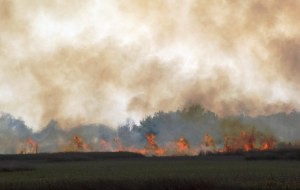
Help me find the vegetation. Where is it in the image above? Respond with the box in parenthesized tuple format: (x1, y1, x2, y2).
(1, 105, 300, 154)
(0, 153, 300, 190)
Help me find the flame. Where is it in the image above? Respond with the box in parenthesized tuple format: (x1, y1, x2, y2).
(64, 135, 90, 152)
(223, 136, 238, 152)
(176, 137, 189, 153)
(73, 135, 90, 151)
(99, 139, 113, 151)
(241, 131, 255, 152)
(261, 137, 275, 151)
(223, 131, 256, 152)
(127, 147, 147, 155)
(17, 130, 278, 156)
(19, 137, 39, 154)
(204, 134, 215, 147)
(145, 134, 157, 148)
(27, 138, 39, 154)
(144, 133, 165, 156)
(243, 144, 252, 152)
(199, 134, 216, 154)
(261, 143, 270, 150)
(222, 130, 279, 153)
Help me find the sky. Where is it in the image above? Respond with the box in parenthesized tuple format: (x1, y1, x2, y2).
(0, 0, 300, 131)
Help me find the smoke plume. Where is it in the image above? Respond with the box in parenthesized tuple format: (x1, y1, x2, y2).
(0, 0, 300, 130)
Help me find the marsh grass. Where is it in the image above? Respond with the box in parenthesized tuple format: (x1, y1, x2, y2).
(0, 153, 299, 190)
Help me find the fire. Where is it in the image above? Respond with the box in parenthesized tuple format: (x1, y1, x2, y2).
(16, 129, 278, 156)
(222, 130, 278, 153)
(199, 134, 216, 154)
(223, 131, 256, 152)
(144, 133, 165, 156)
(73, 135, 90, 151)
(243, 144, 252, 152)
(262, 143, 270, 150)
(223, 136, 238, 152)
(261, 137, 275, 150)
(99, 139, 113, 151)
(241, 131, 255, 152)
(64, 135, 90, 152)
(176, 137, 189, 153)
(127, 147, 147, 155)
(146, 134, 157, 148)
(204, 134, 215, 147)
(19, 137, 39, 154)
(27, 138, 38, 154)
(113, 137, 124, 151)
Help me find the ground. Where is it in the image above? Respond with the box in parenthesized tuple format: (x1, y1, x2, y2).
(0, 152, 300, 190)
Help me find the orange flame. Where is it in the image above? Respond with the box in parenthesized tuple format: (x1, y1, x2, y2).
(176, 137, 189, 153)
(146, 134, 157, 148)
(144, 133, 165, 156)
(19, 137, 38, 154)
(74, 136, 89, 150)
(261, 137, 275, 150)
(261, 143, 270, 150)
(241, 131, 255, 152)
(16, 128, 279, 156)
(26, 137, 38, 154)
(223, 131, 257, 152)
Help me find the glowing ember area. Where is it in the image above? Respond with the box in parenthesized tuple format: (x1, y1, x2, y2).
(176, 137, 189, 152)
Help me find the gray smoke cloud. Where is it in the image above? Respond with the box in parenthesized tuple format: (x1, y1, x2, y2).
(0, 0, 300, 131)
(1, 107, 299, 154)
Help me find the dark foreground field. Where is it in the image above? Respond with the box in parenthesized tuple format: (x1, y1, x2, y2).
(0, 152, 300, 190)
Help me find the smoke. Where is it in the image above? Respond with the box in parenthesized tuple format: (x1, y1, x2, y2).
(1, 107, 299, 154)
(0, 113, 32, 153)
(0, 0, 300, 130)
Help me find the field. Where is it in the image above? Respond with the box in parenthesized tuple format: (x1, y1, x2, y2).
(0, 152, 300, 190)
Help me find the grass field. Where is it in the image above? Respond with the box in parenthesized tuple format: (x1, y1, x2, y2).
(0, 153, 300, 190)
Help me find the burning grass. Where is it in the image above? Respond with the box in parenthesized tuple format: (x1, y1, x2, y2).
(12, 131, 298, 158)
(3, 106, 300, 158)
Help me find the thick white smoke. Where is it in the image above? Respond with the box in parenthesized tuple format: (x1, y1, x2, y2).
(0, 0, 299, 130)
